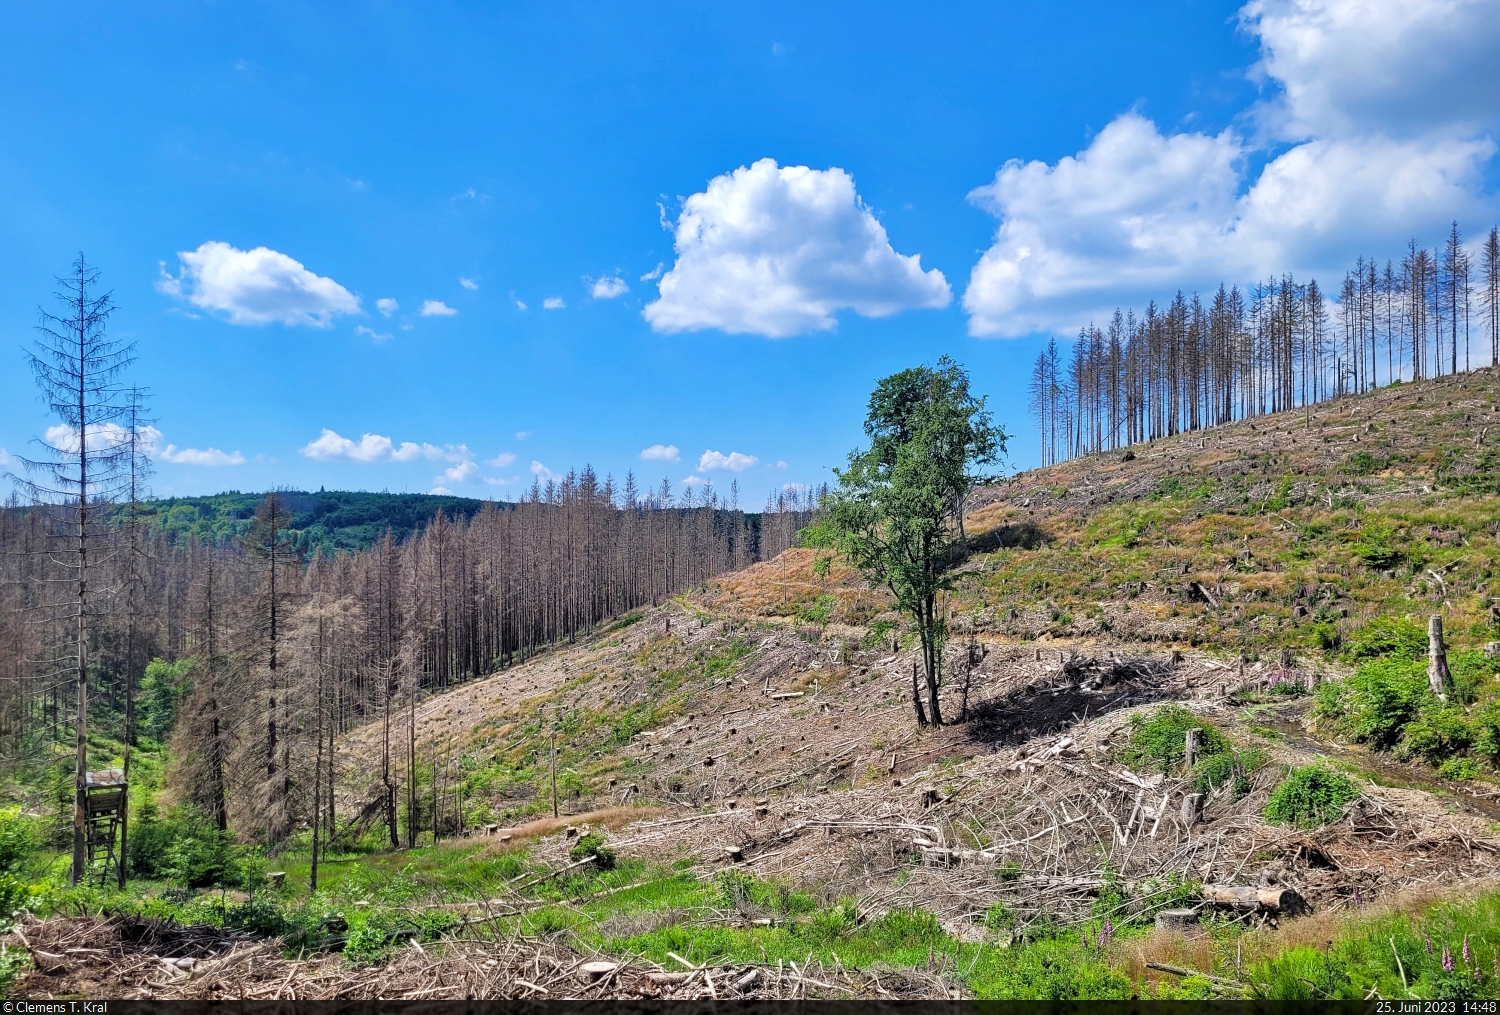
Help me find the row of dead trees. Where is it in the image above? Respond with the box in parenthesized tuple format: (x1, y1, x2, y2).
(1030, 224, 1500, 464)
(0, 255, 822, 875)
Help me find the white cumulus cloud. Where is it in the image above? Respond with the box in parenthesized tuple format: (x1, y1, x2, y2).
(485, 452, 517, 467)
(543, 297, 566, 310)
(640, 444, 681, 462)
(45, 424, 162, 455)
(376, 297, 399, 317)
(441, 459, 479, 483)
(420, 300, 458, 317)
(962, 0, 1500, 338)
(590, 275, 628, 299)
(157, 241, 359, 327)
(429, 486, 453, 495)
(640, 263, 665, 281)
(300, 429, 471, 465)
(460, 277, 479, 290)
(356, 325, 392, 343)
(159, 445, 247, 466)
(530, 460, 557, 481)
(699, 449, 758, 472)
(643, 158, 951, 338)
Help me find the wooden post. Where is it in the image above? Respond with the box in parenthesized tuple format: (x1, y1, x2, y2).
(1184, 728, 1202, 773)
(1427, 615, 1451, 701)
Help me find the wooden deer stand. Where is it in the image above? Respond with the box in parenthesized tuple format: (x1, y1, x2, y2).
(84, 769, 128, 885)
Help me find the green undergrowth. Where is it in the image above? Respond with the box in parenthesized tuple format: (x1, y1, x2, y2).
(1239, 888, 1500, 1000)
(11, 800, 1500, 1000)
(1315, 621, 1500, 777)
(1121, 704, 1268, 799)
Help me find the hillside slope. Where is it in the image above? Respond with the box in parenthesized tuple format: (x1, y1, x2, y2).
(19, 369, 1500, 1000)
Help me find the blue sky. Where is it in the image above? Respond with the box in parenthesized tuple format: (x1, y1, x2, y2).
(2, 1, 1497, 502)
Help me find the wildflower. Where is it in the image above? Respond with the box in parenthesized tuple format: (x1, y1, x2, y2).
(1101, 916, 1114, 945)
(1081, 928, 1091, 948)
(1442, 946, 1453, 973)
(1425, 933, 1434, 955)
(1462, 936, 1471, 967)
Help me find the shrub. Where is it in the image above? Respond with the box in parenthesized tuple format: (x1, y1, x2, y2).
(1190, 746, 1266, 798)
(1437, 757, 1481, 782)
(163, 828, 264, 890)
(1335, 657, 1432, 749)
(0, 808, 38, 929)
(1264, 766, 1360, 828)
(1345, 616, 1426, 660)
(1400, 705, 1474, 764)
(568, 831, 616, 871)
(1122, 704, 1229, 774)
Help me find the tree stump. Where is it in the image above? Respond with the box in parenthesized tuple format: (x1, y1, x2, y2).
(1155, 909, 1200, 933)
(1184, 728, 1202, 772)
(1428, 615, 1452, 700)
(1181, 792, 1203, 826)
(578, 961, 619, 983)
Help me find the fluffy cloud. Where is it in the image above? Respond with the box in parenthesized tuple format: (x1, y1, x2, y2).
(0, 448, 12, 467)
(376, 297, 399, 317)
(699, 449, 758, 472)
(962, 0, 1500, 338)
(429, 486, 453, 495)
(420, 300, 458, 316)
(530, 460, 557, 481)
(486, 452, 517, 467)
(640, 444, 680, 462)
(356, 324, 392, 343)
(543, 297, 566, 310)
(643, 159, 951, 338)
(590, 275, 628, 299)
(640, 263, 664, 281)
(45, 423, 161, 455)
(159, 445, 247, 466)
(157, 242, 359, 327)
(515, 299, 528, 311)
(460, 277, 479, 290)
(300, 429, 470, 465)
(1243, 0, 1500, 140)
(40, 425, 246, 467)
(441, 459, 479, 483)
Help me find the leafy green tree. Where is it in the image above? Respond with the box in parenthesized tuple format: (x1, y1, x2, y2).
(827, 356, 1003, 725)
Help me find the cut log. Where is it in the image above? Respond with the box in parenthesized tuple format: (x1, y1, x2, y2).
(1202, 884, 1307, 914)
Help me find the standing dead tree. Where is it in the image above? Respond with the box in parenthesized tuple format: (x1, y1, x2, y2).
(15, 256, 138, 884)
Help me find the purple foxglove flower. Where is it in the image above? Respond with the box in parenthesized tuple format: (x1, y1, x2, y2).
(1442, 946, 1453, 973)
(1462, 936, 1471, 967)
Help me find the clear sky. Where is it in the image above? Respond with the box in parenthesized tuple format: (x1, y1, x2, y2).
(2, 1, 1497, 502)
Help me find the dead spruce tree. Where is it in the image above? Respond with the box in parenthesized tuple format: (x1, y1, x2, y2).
(16, 255, 139, 883)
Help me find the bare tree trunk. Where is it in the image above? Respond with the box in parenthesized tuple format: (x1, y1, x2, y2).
(1427, 614, 1451, 701)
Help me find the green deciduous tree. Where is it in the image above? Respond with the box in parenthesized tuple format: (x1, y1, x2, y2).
(827, 356, 1003, 726)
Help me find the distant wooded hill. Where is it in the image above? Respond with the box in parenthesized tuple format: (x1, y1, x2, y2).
(117, 490, 497, 553)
